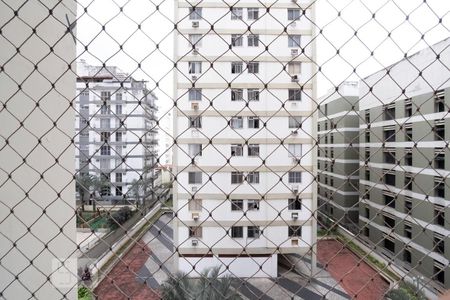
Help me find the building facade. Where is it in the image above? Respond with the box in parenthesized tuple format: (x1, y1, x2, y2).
(359, 38, 450, 290)
(173, 1, 317, 277)
(75, 60, 158, 203)
(317, 82, 360, 231)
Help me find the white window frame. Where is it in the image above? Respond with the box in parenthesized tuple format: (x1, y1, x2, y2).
(247, 61, 259, 74)
(231, 62, 243, 74)
(189, 7, 202, 20)
(288, 35, 301, 47)
(231, 172, 244, 184)
(288, 116, 302, 128)
(288, 62, 301, 75)
(189, 34, 202, 47)
(188, 116, 202, 128)
(247, 226, 261, 238)
(188, 144, 202, 157)
(188, 61, 202, 74)
(188, 171, 202, 184)
(231, 89, 244, 101)
(287, 9, 301, 20)
(247, 172, 260, 184)
(288, 89, 301, 101)
(248, 116, 260, 129)
(188, 88, 202, 101)
(231, 7, 243, 20)
(248, 89, 260, 101)
(231, 144, 244, 156)
(288, 144, 302, 158)
(247, 8, 259, 20)
(247, 200, 260, 210)
(231, 34, 243, 47)
(288, 171, 302, 183)
(230, 116, 243, 129)
(231, 199, 244, 211)
(247, 34, 259, 47)
(248, 144, 260, 157)
(188, 198, 202, 211)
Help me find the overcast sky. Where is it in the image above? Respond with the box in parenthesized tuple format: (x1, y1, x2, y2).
(75, 0, 450, 123)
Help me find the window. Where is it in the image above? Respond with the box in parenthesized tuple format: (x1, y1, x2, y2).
(116, 132, 123, 142)
(100, 104, 110, 114)
(405, 99, 412, 117)
(384, 192, 395, 208)
(230, 116, 243, 129)
(434, 90, 445, 113)
(288, 116, 302, 128)
(189, 226, 202, 238)
(288, 171, 301, 183)
(405, 173, 413, 190)
(364, 227, 370, 237)
(248, 144, 260, 156)
(435, 149, 445, 169)
(434, 204, 445, 226)
(404, 197, 412, 214)
(189, 7, 202, 19)
(231, 34, 243, 47)
(405, 124, 412, 141)
(288, 144, 302, 158)
(247, 200, 260, 210)
(188, 88, 202, 101)
(115, 186, 122, 196)
(383, 214, 395, 228)
(288, 35, 301, 47)
(231, 144, 243, 156)
(248, 89, 260, 101)
(383, 238, 395, 253)
(383, 148, 396, 164)
(231, 226, 244, 238)
(365, 168, 370, 181)
(288, 62, 301, 75)
(100, 145, 111, 155)
(101, 132, 111, 142)
(231, 199, 244, 211)
(189, 198, 202, 211)
(248, 226, 261, 238)
(434, 261, 445, 284)
(188, 62, 202, 74)
(188, 116, 202, 128)
(247, 62, 259, 74)
(231, 172, 244, 184)
(231, 89, 244, 101)
(231, 62, 243, 74)
(116, 104, 122, 115)
(384, 126, 396, 142)
(100, 158, 110, 170)
(231, 7, 243, 20)
(288, 198, 302, 210)
(287, 8, 301, 20)
(288, 89, 301, 101)
(188, 144, 202, 157)
(189, 34, 202, 47)
(404, 222, 412, 239)
(101, 91, 111, 102)
(435, 177, 445, 198)
(364, 207, 370, 218)
(435, 121, 445, 141)
(288, 226, 302, 237)
(247, 34, 259, 47)
(384, 169, 395, 186)
(247, 172, 260, 184)
(247, 8, 259, 20)
(100, 119, 110, 129)
(365, 130, 370, 143)
(248, 116, 260, 128)
(188, 172, 202, 184)
(434, 233, 445, 254)
(405, 149, 412, 166)
(383, 103, 395, 120)
(403, 248, 412, 264)
(365, 147, 370, 161)
(365, 109, 370, 123)
(116, 93, 122, 101)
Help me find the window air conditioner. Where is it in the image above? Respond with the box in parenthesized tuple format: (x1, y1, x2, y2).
(192, 21, 199, 28)
(191, 102, 199, 110)
(291, 238, 299, 246)
(191, 75, 198, 81)
(291, 212, 298, 219)
(291, 49, 299, 56)
(193, 48, 199, 55)
(192, 186, 198, 192)
(291, 185, 299, 194)
(292, 157, 301, 164)
(291, 130, 298, 135)
(191, 239, 198, 246)
(291, 75, 299, 82)
(192, 212, 199, 220)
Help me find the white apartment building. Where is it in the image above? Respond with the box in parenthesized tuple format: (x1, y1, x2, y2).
(173, 1, 316, 277)
(75, 60, 158, 202)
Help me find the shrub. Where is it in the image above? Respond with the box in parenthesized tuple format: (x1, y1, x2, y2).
(78, 286, 92, 300)
(107, 206, 133, 229)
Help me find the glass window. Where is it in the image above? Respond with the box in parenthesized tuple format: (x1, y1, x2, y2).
(231, 199, 243, 211)
(288, 116, 302, 128)
(231, 34, 243, 46)
(248, 116, 260, 128)
(188, 144, 202, 157)
(189, 226, 202, 238)
(100, 104, 110, 114)
(100, 145, 111, 155)
(100, 132, 110, 142)
(288, 62, 301, 74)
(248, 34, 259, 47)
(189, 198, 202, 211)
(288, 144, 302, 157)
(231, 144, 243, 156)
(189, 7, 202, 19)
(434, 90, 445, 113)
(189, 34, 202, 46)
(247, 200, 260, 210)
(231, 226, 243, 238)
(247, 226, 260, 238)
(188, 62, 202, 74)
(248, 89, 260, 101)
(230, 116, 243, 129)
(188, 88, 202, 101)
(288, 171, 302, 183)
(188, 116, 202, 128)
(115, 132, 122, 142)
(231, 7, 243, 20)
(288, 198, 302, 210)
(101, 91, 111, 101)
(231, 172, 244, 184)
(288, 89, 301, 101)
(231, 62, 243, 74)
(288, 226, 302, 237)
(116, 104, 122, 115)
(247, 62, 259, 74)
(188, 172, 202, 184)
(247, 8, 259, 20)
(247, 172, 260, 184)
(287, 9, 301, 20)
(288, 35, 301, 47)
(231, 89, 244, 101)
(248, 144, 260, 156)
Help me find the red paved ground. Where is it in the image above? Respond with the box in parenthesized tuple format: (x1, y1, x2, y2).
(317, 239, 390, 300)
(94, 240, 160, 300)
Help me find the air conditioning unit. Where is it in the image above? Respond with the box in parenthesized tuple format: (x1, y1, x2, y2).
(191, 75, 198, 81)
(291, 49, 299, 56)
(291, 75, 299, 82)
(192, 21, 199, 28)
(191, 239, 198, 246)
(292, 157, 301, 164)
(291, 185, 299, 194)
(290, 21, 297, 27)
(191, 102, 199, 110)
(192, 186, 198, 192)
(193, 48, 199, 55)
(192, 212, 199, 220)
(291, 130, 298, 135)
(291, 238, 299, 246)
(291, 212, 298, 219)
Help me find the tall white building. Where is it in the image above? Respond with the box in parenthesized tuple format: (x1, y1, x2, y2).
(173, 1, 317, 277)
(75, 60, 158, 202)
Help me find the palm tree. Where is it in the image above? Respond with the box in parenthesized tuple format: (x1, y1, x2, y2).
(161, 267, 241, 300)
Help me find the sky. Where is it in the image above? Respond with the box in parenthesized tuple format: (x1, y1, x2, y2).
(74, 0, 450, 147)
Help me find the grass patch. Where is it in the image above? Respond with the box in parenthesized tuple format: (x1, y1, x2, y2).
(78, 286, 93, 300)
(89, 216, 109, 230)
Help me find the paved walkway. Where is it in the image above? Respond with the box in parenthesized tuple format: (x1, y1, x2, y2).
(317, 239, 390, 300)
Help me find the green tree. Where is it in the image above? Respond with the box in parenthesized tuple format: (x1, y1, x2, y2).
(75, 174, 95, 211)
(161, 267, 241, 300)
(91, 175, 110, 212)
